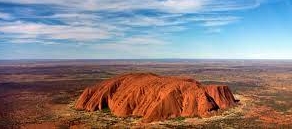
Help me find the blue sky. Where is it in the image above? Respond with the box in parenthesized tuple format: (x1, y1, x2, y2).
(0, 0, 291, 59)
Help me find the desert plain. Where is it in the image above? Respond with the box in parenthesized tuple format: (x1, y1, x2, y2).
(0, 59, 292, 128)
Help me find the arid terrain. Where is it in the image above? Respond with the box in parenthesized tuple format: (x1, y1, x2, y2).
(0, 59, 292, 128)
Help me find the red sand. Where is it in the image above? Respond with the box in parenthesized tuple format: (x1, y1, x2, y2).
(75, 73, 237, 122)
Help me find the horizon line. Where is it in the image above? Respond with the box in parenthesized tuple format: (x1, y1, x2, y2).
(1, 58, 292, 60)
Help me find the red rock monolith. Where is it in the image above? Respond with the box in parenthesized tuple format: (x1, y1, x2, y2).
(75, 73, 238, 122)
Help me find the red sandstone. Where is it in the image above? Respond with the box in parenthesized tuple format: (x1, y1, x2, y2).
(75, 73, 238, 122)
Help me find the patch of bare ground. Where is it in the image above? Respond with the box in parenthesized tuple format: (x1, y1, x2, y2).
(18, 92, 241, 128)
(2, 60, 292, 128)
(244, 88, 292, 126)
(33, 94, 248, 128)
(44, 100, 140, 128)
(0, 91, 53, 127)
(245, 105, 292, 125)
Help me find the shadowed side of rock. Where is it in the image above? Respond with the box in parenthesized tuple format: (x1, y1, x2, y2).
(204, 85, 237, 109)
(75, 73, 238, 122)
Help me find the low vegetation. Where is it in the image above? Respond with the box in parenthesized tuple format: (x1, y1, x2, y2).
(0, 60, 291, 128)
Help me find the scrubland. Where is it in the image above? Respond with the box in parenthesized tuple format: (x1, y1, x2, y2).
(0, 59, 291, 128)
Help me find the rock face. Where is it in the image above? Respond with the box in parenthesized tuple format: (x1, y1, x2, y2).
(75, 73, 237, 122)
(204, 85, 237, 109)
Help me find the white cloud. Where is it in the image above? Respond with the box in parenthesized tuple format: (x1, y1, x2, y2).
(0, 12, 13, 20)
(0, 0, 270, 46)
(0, 0, 205, 12)
(8, 38, 60, 45)
(201, 0, 261, 12)
(93, 35, 168, 52)
(93, 36, 169, 58)
(0, 21, 118, 42)
(0, 0, 261, 13)
(188, 16, 240, 22)
(113, 15, 186, 27)
(119, 36, 168, 45)
(161, 0, 206, 12)
(202, 19, 239, 27)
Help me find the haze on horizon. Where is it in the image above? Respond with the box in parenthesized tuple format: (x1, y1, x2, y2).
(0, 0, 292, 59)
